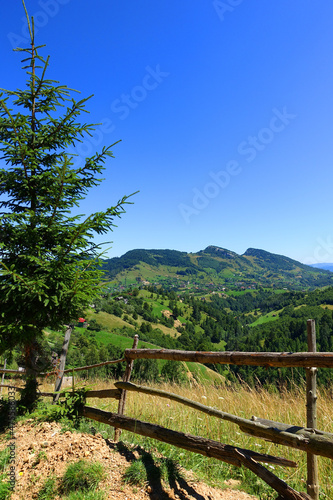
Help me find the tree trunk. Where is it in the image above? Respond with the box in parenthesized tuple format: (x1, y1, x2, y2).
(20, 342, 39, 411)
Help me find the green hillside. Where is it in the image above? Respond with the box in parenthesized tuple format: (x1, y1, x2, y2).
(102, 245, 333, 291)
(7, 281, 333, 389)
(92, 331, 225, 385)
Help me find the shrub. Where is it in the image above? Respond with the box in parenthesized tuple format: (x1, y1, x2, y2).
(161, 360, 188, 385)
(132, 358, 159, 383)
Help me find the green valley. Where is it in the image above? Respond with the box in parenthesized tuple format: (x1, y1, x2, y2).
(36, 282, 333, 390)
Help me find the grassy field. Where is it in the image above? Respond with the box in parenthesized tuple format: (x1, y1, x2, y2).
(93, 330, 158, 349)
(86, 330, 225, 385)
(85, 310, 135, 331)
(321, 304, 333, 310)
(226, 289, 255, 297)
(250, 310, 282, 327)
(85, 308, 180, 338)
(38, 377, 333, 498)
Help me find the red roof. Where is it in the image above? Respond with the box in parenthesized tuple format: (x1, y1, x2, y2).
(78, 318, 86, 322)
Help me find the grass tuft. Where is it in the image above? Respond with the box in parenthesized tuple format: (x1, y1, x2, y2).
(0, 480, 11, 500)
(0, 448, 12, 500)
(123, 459, 147, 487)
(37, 475, 57, 500)
(61, 460, 105, 494)
(0, 448, 10, 472)
(63, 491, 106, 500)
(123, 449, 184, 491)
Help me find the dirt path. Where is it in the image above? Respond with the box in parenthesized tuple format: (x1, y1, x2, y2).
(0, 421, 258, 500)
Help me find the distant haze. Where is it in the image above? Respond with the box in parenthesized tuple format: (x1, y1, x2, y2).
(310, 264, 333, 273)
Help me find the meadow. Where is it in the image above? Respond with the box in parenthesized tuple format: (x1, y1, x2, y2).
(39, 377, 333, 499)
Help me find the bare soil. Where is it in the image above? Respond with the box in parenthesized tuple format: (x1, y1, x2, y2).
(0, 420, 258, 500)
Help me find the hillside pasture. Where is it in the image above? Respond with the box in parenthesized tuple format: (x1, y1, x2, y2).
(249, 310, 282, 327)
(86, 309, 180, 338)
(35, 378, 333, 498)
(84, 330, 224, 385)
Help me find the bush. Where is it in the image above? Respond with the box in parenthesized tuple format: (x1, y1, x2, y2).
(132, 358, 159, 384)
(86, 319, 103, 332)
(161, 360, 188, 385)
(19, 390, 87, 429)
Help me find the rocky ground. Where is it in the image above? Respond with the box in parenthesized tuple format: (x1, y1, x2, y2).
(0, 420, 259, 500)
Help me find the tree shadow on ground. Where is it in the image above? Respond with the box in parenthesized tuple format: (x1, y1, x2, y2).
(106, 440, 206, 499)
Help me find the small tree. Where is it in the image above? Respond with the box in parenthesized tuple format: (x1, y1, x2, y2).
(161, 360, 188, 385)
(0, 2, 133, 405)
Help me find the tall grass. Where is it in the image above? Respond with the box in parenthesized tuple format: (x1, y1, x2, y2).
(41, 377, 333, 498)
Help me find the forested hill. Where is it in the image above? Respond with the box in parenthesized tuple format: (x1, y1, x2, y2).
(84, 284, 333, 388)
(101, 245, 333, 290)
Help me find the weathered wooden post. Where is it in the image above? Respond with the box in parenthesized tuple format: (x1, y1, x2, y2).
(0, 359, 6, 398)
(53, 325, 73, 404)
(114, 334, 139, 442)
(306, 319, 319, 500)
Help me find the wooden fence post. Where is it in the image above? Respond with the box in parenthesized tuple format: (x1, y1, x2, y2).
(114, 334, 139, 442)
(306, 319, 319, 500)
(0, 359, 6, 398)
(53, 325, 73, 404)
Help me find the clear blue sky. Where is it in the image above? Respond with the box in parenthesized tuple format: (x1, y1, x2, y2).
(1, 1, 333, 264)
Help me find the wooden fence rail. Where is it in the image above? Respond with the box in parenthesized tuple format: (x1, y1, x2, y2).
(114, 381, 333, 461)
(1, 351, 333, 376)
(124, 349, 333, 368)
(0, 368, 26, 374)
(82, 406, 309, 500)
(1, 320, 328, 499)
(40, 388, 121, 399)
(0, 357, 125, 376)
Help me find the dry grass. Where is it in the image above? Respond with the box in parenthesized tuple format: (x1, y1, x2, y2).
(33, 378, 333, 497)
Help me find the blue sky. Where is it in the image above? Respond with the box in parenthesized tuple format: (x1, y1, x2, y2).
(1, 1, 333, 264)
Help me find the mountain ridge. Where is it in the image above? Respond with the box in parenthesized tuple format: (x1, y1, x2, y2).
(102, 245, 333, 290)
(310, 263, 333, 273)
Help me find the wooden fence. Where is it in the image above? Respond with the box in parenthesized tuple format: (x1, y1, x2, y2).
(1, 320, 332, 499)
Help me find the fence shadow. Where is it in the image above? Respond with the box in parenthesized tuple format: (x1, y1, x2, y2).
(107, 441, 206, 500)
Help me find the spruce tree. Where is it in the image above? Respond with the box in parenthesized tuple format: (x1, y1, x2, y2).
(0, 2, 132, 404)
